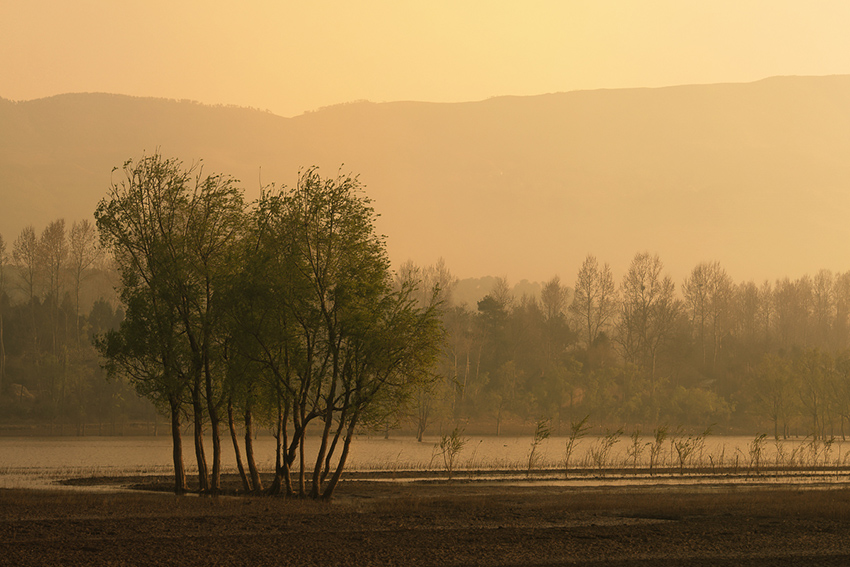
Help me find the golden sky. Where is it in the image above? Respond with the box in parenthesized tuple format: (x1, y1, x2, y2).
(3, 1, 850, 117)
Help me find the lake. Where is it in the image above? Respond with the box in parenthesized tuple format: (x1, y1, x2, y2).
(2, 433, 848, 490)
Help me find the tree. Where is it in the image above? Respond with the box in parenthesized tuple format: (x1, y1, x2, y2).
(261, 168, 442, 499)
(540, 275, 573, 366)
(732, 281, 761, 346)
(13, 226, 41, 303)
(489, 360, 522, 435)
(175, 168, 245, 494)
(222, 191, 301, 495)
(13, 225, 42, 350)
(774, 276, 812, 350)
(95, 154, 213, 493)
(746, 354, 794, 439)
(395, 259, 456, 441)
(98, 284, 189, 492)
(40, 220, 67, 306)
(541, 276, 569, 322)
(794, 348, 834, 439)
(68, 219, 101, 344)
(286, 168, 436, 498)
(683, 261, 732, 370)
(811, 269, 835, 350)
(442, 304, 481, 417)
(490, 276, 514, 311)
(39, 220, 69, 363)
(570, 255, 617, 352)
(615, 252, 679, 395)
(834, 272, 850, 352)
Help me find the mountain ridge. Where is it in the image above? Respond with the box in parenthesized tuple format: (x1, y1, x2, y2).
(2, 75, 849, 284)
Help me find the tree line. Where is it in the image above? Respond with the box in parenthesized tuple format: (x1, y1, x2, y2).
(411, 253, 850, 442)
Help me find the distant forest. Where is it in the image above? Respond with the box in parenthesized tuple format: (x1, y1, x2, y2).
(1, 218, 849, 440)
(0, 219, 147, 433)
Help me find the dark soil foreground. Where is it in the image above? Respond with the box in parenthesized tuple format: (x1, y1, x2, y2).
(3, 479, 850, 566)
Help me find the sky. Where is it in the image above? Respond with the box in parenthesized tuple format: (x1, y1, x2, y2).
(3, 1, 850, 117)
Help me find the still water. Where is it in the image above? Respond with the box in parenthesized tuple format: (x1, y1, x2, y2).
(1, 433, 848, 490)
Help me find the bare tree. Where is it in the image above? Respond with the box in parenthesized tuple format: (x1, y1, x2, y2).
(13, 226, 41, 304)
(68, 219, 102, 344)
(396, 258, 456, 441)
(834, 272, 850, 351)
(538, 275, 574, 375)
(13, 225, 42, 350)
(423, 257, 456, 308)
(40, 220, 67, 304)
(683, 261, 732, 369)
(40, 220, 68, 357)
(541, 275, 569, 322)
(490, 276, 514, 311)
(759, 280, 775, 345)
(732, 281, 760, 346)
(811, 269, 835, 350)
(570, 254, 617, 350)
(615, 252, 679, 390)
(773, 276, 813, 350)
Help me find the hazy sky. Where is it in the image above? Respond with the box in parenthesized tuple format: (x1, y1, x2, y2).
(3, 1, 850, 117)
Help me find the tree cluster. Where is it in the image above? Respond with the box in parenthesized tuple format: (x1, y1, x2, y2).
(95, 154, 443, 497)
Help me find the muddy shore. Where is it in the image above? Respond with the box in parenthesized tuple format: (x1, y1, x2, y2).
(3, 475, 850, 566)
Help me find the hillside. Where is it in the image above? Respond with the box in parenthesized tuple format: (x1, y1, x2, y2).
(2, 76, 850, 284)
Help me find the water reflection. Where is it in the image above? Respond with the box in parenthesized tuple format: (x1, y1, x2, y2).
(1, 434, 848, 490)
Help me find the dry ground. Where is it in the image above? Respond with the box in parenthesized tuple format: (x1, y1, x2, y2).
(3, 478, 850, 566)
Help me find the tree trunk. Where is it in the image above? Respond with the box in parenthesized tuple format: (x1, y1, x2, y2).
(204, 353, 222, 494)
(298, 433, 307, 497)
(192, 378, 210, 493)
(269, 404, 285, 496)
(321, 402, 349, 484)
(311, 352, 339, 498)
(244, 405, 262, 492)
(227, 399, 251, 493)
(282, 402, 294, 496)
(321, 410, 360, 501)
(170, 396, 188, 494)
(311, 410, 335, 498)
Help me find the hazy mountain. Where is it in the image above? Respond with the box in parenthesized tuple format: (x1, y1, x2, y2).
(2, 75, 850, 285)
